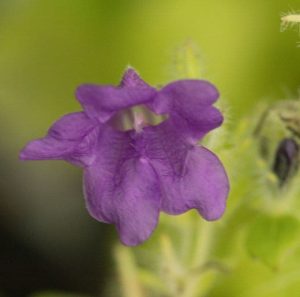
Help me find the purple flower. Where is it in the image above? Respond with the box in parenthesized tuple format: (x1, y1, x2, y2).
(20, 68, 229, 246)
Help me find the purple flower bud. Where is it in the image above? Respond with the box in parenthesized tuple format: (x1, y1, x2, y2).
(273, 138, 299, 186)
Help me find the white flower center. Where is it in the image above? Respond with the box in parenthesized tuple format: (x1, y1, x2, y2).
(109, 105, 167, 132)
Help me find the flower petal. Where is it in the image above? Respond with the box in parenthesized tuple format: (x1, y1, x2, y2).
(83, 128, 160, 246)
(20, 112, 98, 166)
(48, 112, 95, 140)
(149, 80, 222, 141)
(150, 80, 219, 113)
(76, 69, 157, 123)
(142, 123, 229, 220)
(160, 146, 229, 220)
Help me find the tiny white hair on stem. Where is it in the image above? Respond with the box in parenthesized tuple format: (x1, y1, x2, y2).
(280, 10, 300, 32)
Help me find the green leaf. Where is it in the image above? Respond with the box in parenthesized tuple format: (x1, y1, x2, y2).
(245, 212, 300, 269)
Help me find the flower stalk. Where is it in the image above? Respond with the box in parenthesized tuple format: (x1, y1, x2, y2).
(115, 246, 145, 297)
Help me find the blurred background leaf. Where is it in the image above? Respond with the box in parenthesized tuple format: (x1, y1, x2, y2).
(245, 213, 300, 269)
(30, 292, 89, 297)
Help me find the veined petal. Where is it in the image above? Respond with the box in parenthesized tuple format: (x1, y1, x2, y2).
(141, 124, 229, 220)
(76, 69, 157, 123)
(20, 112, 98, 166)
(83, 129, 160, 245)
(148, 80, 222, 141)
(159, 146, 229, 220)
(150, 80, 219, 113)
(48, 112, 95, 140)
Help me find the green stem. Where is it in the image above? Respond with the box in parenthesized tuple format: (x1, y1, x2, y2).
(160, 234, 184, 297)
(115, 245, 145, 297)
(182, 220, 216, 297)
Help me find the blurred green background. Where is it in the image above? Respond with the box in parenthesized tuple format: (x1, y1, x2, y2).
(0, 0, 300, 296)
